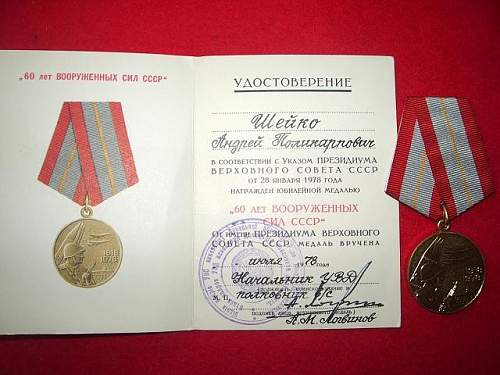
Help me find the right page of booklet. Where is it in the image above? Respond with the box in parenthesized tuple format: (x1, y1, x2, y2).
(193, 55, 400, 330)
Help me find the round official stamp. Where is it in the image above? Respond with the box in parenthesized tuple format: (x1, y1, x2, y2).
(199, 218, 304, 324)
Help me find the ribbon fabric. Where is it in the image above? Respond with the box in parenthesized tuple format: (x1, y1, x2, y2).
(386, 97, 493, 220)
(39, 102, 138, 206)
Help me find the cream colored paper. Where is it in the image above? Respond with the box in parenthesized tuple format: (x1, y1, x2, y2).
(193, 55, 400, 329)
(0, 51, 399, 333)
(0, 51, 194, 333)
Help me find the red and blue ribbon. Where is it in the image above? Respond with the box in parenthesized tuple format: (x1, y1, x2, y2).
(386, 97, 493, 220)
(39, 102, 138, 206)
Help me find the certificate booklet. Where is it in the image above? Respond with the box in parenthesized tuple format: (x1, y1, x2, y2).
(0, 51, 399, 333)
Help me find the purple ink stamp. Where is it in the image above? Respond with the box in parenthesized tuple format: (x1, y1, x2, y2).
(199, 218, 305, 325)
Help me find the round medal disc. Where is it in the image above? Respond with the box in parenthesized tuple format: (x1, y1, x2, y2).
(408, 231, 485, 314)
(53, 218, 123, 288)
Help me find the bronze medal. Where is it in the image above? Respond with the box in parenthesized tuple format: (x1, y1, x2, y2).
(408, 206, 485, 313)
(385, 97, 494, 314)
(38, 102, 138, 288)
(53, 199, 122, 288)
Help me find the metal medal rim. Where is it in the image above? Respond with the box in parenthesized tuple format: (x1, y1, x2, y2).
(407, 230, 485, 314)
(53, 217, 123, 289)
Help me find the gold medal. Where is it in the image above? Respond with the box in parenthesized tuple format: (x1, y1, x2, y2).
(386, 97, 493, 314)
(53, 197, 122, 288)
(408, 204, 485, 313)
(38, 102, 137, 288)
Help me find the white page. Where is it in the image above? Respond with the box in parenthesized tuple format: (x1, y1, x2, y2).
(0, 51, 194, 333)
(193, 55, 400, 329)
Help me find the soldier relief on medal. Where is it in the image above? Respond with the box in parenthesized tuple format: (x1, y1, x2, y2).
(54, 219, 122, 288)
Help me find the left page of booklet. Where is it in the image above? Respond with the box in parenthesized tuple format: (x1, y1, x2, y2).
(0, 51, 194, 334)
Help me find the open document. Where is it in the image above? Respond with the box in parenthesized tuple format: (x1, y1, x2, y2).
(0, 51, 399, 333)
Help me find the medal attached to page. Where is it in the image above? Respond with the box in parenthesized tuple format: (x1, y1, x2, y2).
(387, 97, 494, 313)
(38, 102, 138, 288)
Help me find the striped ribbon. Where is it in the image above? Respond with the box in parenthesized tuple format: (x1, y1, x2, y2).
(39, 102, 138, 206)
(386, 97, 493, 220)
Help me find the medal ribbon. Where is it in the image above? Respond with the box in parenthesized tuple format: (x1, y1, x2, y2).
(386, 97, 494, 220)
(38, 102, 138, 206)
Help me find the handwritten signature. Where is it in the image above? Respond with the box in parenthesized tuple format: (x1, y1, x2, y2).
(267, 261, 384, 325)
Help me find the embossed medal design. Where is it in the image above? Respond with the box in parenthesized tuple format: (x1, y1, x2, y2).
(386, 97, 494, 313)
(53, 199, 123, 288)
(408, 206, 485, 313)
(39, 102, 138, 288)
